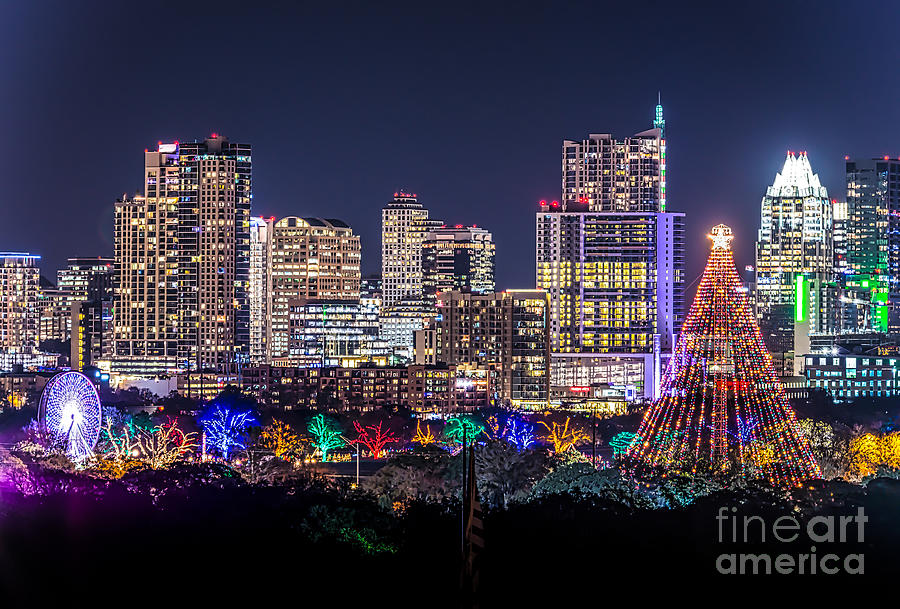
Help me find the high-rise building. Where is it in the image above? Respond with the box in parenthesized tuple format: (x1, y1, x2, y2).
(249, 217, 274, 364)
(0, 253, 41, 359)
(269, 217, 361, 360)
(755, 152, 834, 361)
(38, 284, 71, 345)
(423, 225, 495, 297)
(562, 114, 665, 212)
(433, 290, 550, 407)
(536, 208, 685, 399)
(381, 192, 432, 307)
(176, 136, 252, 372)
(113, 136, 251, 376)
(842, 157, 899, 334)
(58, 257, 114, 304)
(539, 104, 682, 401)
(113, 190, 178, 376)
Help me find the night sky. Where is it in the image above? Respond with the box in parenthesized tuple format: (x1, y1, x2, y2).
(2, 1, 900, 291)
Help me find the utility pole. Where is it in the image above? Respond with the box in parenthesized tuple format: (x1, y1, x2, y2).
(461, 425, 467, 555)
(591, 400, 597, 466)
(355, 442, 360, 486)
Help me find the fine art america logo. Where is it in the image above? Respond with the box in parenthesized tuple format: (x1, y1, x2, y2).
(715, 506, 867, 575)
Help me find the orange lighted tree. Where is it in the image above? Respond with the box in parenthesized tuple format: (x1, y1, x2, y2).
(539, 417, 589, 454)
(260, 419, 305, 460)
(412, 420, 436, 446)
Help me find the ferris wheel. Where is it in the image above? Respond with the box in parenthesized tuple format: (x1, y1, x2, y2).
(39, 371, 102, 461)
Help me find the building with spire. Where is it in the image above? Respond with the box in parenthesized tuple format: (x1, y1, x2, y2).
(653, 93, 665, 136)
(755, 151, 835, 372)
(562, 103, 666, 213)
(538, 101, 683, 402)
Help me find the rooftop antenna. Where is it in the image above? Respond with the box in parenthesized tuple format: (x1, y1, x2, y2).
(653, 92, 665, 137)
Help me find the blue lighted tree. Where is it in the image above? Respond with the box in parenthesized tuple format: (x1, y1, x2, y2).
(504, 417, 535, 450)
(197, 400, 260, 461)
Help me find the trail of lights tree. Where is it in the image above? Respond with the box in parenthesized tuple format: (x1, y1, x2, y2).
(629, 224, 820, 485)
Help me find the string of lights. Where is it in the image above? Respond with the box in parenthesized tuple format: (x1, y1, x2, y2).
(629, 224, 821, 485)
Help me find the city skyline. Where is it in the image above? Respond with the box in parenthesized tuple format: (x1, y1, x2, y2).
(3, 2, 900, 290)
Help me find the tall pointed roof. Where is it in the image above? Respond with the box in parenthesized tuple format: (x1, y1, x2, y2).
(767, 151, 828, 198)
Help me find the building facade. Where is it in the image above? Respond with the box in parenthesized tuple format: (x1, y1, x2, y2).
(381, 192, 431, 307)
(175, 136, 252, 372)
(113, 136, 251, 376)
(542, 107, 681, 401)
(249, 216, 274, 364)
(71, 299, 113, 370)
(804, 354, 900, 402)
(38, 285, 71, 345)
(755, 152, 834, 360)
(562, 123, 665, 213)
(536, 209, 685, 400)
(0, 253, 41, 363)
(242, 363, 494, 413)
(433, 290, 550, 407)
(113, 189, 178, 375)
(281, 300, 387, 367)
(422, 225, 495, 297)
(841, 158, 899, 334)
(379, 297, 437, 362)
(58, 257, 114, 304)
(270, 217, 361, 359)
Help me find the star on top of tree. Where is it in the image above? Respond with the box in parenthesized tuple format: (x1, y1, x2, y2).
(707, 224, 734, 250)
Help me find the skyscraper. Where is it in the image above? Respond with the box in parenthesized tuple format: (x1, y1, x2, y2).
(842, 157, 899, 334)
(113, 190, 179, 375)
(381, 192, 431, 307)
(249, 217, 274, 364)
(269, 217, 361, 360)
(539, 104, 682, 401)
(755, 152, 834, 361)
(537, 209, 685, 399)
(423, 225, 495, 297)
(113, 136, 251, 376)
(562, 110, 666, 212)
(0, 253, 41, 356)
(176, 136, 252, 372)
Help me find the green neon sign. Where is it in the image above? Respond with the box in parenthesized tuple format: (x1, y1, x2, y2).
(795, 276, 808, 323)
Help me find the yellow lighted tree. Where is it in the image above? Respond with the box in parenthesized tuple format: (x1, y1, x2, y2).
(412, 420, 436, 446)
(848, 432, 900, 479)
(260, 419, 306, 460)
(136, 419, 198, 469)
(539, 417, 589, 454)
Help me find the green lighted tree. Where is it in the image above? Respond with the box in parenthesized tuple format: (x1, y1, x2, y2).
(444, 416, 485, 447)
(307, 414, 344, 462)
